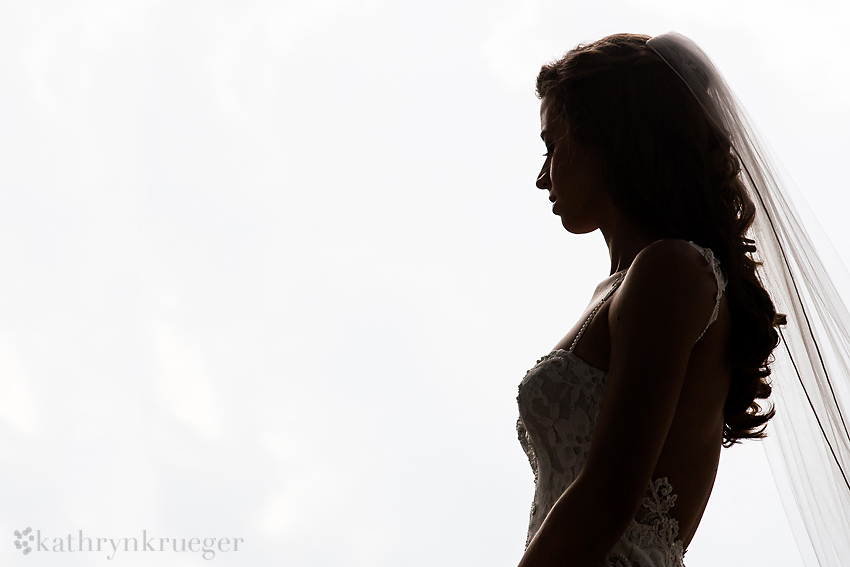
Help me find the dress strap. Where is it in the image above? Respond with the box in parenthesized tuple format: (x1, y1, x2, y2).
(569, 272, 627, 353)
(687, 241, 728, 342)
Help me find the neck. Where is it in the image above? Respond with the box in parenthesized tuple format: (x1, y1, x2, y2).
(601, 214, 658, 276)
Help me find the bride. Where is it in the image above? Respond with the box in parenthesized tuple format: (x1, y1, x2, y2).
(515, 32, 850, 567)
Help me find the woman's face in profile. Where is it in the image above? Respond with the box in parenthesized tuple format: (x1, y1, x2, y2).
(537, 96, 609, 234)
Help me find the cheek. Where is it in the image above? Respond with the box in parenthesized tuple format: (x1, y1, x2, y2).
(551, 163, 584, 201)
(550, 161, 570, 192)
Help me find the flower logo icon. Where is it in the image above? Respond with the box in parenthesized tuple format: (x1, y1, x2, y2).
(14, 527, 34, 555)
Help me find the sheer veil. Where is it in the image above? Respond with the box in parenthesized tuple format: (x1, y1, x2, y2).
(646, 32, 850, 566)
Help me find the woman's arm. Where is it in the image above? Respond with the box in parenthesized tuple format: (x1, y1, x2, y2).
(517, 239, 718, 567)
(517, 472, 636, 567)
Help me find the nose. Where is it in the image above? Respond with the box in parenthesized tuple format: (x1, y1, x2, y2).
(536, 163, 550, 190)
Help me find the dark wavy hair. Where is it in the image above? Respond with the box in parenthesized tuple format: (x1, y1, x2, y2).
(537, 33, 782, 447)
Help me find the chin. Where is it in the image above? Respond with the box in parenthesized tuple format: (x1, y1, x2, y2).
(560, 216, 597, 235)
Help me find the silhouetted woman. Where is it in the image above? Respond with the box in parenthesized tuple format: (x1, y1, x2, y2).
(515, 33, 786, 567)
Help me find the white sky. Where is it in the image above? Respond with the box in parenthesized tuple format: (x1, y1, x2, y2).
(1, 1, 848, 565)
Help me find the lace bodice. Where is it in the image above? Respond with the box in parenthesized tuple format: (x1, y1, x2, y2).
(516, 241, 728, 566)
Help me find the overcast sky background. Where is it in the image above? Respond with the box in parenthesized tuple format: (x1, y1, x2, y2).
(1, 1, 848, 566)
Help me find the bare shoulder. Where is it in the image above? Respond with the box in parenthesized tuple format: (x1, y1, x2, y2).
(610, 239, 718, 347)
(629, 238, 715, 287)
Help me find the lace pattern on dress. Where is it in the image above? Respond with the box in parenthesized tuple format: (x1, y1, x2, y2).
(516, 349, 609, 549)
(606, 477, 685, 567)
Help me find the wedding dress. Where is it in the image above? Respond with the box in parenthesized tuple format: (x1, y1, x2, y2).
(516, 240, 728, 567)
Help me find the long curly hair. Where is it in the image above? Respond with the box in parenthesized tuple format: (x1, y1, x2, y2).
(537, 33, 782, 447)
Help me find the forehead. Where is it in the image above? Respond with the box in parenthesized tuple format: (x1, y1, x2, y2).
(539, 96, 566, 134)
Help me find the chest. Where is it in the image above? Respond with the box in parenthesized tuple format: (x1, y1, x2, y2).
(551, 277, 623, 373)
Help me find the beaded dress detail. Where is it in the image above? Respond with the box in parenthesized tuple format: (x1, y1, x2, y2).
(516, 241, 728, 567)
